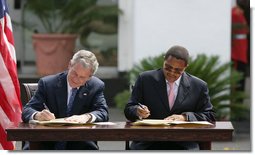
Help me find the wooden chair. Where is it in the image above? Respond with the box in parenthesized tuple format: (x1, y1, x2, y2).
(21, 83, 38, 149)
(23, 83, 38, 103)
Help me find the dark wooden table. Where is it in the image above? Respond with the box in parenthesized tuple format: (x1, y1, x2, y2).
(6, 121, 234, 150)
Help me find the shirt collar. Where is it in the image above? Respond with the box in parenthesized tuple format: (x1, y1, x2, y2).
(67, 80, 79, 92)
(67, 81, 72, 93)
(166, 74, 182, 86)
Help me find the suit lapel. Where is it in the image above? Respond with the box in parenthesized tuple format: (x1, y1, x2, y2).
(72, 82, 90, 114)
(174, 72, 190, 109)
(153, 69, 170, 112)
(55, 72, 68, 117)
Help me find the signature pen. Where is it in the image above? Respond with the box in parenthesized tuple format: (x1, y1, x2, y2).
(137, 102, 145, 110)
(43, 103, 50, 111)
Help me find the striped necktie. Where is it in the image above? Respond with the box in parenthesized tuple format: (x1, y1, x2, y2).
(168, 82, 175, 110)
(66, 88, 78, 116)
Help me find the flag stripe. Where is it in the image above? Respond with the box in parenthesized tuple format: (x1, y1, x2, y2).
(0, 41, 22, 122)
(0, 0, 22, 150)
(0, 84, 19, 126)
(0, 125, 14, 150)
(0, 85, 13, 124)
(4, 14, 14, 43)
(1, 16, 20, 102)
(0, 106, 13, 132)
(0, 38, 21, 111)
(3, 15, 16, 61)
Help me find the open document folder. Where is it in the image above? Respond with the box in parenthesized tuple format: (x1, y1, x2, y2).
(29, 118, 116, 126)
(132, 119, 214, 126)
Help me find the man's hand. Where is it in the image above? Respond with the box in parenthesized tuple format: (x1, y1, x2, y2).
(136, 104, 150, 119)
(164, 114, 186, 121)
(34, 109, 55, 121)
(65, 114, 92, 123)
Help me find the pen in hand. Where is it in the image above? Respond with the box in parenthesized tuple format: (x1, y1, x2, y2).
(43, 103, 49, 111)
(137, 102, 150, 119)
(137, 102, 145, 110)
(37, 103, 55, 120)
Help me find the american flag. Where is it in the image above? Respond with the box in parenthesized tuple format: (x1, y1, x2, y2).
(0, 0, 22, 150)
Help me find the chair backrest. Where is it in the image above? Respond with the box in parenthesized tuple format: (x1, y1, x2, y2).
(23, 83, 38, 102)
(21, 83, 38, 149)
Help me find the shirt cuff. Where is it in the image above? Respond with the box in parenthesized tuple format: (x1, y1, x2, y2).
(31, 112, 38, 120)
(89, 113, 96, 123)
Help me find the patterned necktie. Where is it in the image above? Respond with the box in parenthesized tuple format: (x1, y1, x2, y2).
(168, 82, 175, 110)
(66, 88, 78, 116)
(55, 88, 78, 149)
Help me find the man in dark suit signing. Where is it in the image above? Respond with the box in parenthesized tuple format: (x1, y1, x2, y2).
(124, 45, 216, 150)
(22, 50, 108, 150)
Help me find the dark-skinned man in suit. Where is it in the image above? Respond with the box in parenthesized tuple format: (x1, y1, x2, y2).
(124, 45, 216, 150)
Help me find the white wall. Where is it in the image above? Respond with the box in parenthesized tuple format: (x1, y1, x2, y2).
(118, 0, 231, 71)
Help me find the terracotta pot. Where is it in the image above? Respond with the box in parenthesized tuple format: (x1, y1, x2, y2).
(32, 34, 77, 76)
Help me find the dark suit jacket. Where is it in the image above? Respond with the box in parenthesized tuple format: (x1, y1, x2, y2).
(124, 69, 215, 150)
(22, 71, 108, 149)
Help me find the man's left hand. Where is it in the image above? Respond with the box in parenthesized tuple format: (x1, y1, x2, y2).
(65, 114, 92, 123)
(164, 114, 186, 121)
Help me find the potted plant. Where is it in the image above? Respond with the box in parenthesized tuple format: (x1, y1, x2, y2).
(23, 0, 119, 75)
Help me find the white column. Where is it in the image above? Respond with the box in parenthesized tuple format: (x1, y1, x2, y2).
(118, 0, 135, 72)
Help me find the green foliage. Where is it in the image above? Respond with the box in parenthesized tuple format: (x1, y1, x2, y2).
(185, 55, 248, 120)
(114, 53, 249, 121)
(23, 0, 120, 47)
(129, 53, 164, 84)
(114, 90, 131, 110)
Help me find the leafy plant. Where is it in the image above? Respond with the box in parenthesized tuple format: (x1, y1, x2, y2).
(114, 53, 249, 121)
(115, 90, 131, 110)
(129, 53, 165, 84)
(22, 0, 120, 47)
(185, 55, 248, 120)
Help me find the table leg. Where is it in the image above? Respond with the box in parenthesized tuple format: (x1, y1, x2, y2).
(199, 141, 212, 150)
(125, 141, 130, 150)
(29, 141, 41, 150)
